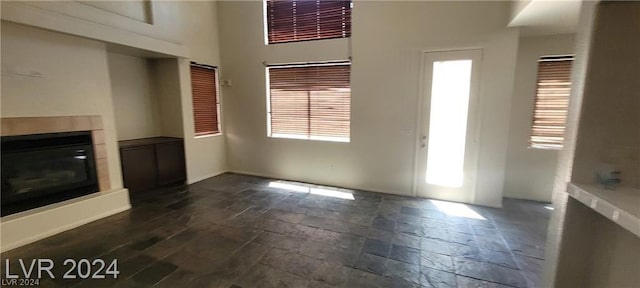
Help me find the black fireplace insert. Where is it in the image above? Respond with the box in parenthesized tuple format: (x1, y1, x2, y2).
(1, 131, 99, 216)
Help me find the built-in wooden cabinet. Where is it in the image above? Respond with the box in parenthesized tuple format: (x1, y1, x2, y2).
(119, 137, 186, 193)
(155, 141, 187, 186)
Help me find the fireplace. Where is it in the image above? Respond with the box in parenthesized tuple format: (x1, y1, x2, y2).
(1, 131, 99, 216)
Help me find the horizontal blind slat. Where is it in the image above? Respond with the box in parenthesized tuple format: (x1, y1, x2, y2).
(267, 0, 351, 44)
(269, 64, 350, 140)
(529, 58, 573, 149)
(190, 64, 220, 134)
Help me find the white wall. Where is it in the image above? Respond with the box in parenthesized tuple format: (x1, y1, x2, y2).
(152, 58, 185, 138)
(473, 29, 520, 206)
(106, 1, 229, 183)
(503, 34, 575, 202)
(1, 1, 188, 56)
(218, 1, 519, 206)
(77, 1, 152, 24)
(0, 20, 137, 253)
(108, 52, 162, 140)
(1, 21, 123, 190)
(542, 1, 598, 285)
(2, 1, 229, 184)
(177, 1, 228, 183)
(571, 2, 640, 189)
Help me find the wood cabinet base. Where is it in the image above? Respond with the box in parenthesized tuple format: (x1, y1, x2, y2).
(119, 137, 186, 193)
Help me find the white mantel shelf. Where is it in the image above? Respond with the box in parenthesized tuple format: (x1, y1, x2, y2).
(567, 183, 640, 238)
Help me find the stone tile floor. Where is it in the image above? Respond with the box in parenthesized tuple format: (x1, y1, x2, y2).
(1, 173, 551, 287)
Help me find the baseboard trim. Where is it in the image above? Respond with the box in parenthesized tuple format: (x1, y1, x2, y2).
(227, 169, 413, 198)
(503, 193, 552, 204)
(0, 188, 131, 252)
(228, 169, 508, 208)
(188, 170, 228, 184)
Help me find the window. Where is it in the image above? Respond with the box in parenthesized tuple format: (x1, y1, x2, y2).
(267, 62, 351, 142)
(530, 56, 573, 149)
(190, 62, 220, 136)
(265, 0, 351, 44)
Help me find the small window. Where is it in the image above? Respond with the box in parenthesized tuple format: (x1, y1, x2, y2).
(530, 56, 574, 149)
(267, 62, 351, 142)
(265, 0, 352, 44)
(190, 62, 220, 136)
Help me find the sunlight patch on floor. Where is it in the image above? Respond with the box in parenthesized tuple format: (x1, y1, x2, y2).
(268, 181, 355, 200)
(430, 199, 486, 220)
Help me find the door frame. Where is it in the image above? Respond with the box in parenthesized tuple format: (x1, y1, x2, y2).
(412, 48, 484, 204)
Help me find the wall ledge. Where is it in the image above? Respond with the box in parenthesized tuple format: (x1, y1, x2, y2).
(1, 1, 189, 58)
(567, 183, 640, 238)
(0, 188, 131, 253)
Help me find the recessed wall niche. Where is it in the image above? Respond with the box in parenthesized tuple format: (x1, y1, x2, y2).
(107, 52, 184, 140)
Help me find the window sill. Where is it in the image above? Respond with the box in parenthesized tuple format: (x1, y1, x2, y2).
(528, 145, 562, 151)
(195, 133, 222, 139)
(268, 134, 349, 143)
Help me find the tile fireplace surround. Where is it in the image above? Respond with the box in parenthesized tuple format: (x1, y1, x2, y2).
(0, 116, 131, 252)
(2, 115, 110, 191)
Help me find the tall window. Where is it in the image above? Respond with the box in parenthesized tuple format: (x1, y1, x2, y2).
(265, 0, 352, 44)
(267, 62, 351, 142)
(530, 56, 573, 149)
(190, 62, 220, 136)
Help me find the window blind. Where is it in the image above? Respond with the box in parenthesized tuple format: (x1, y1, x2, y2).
(530, 56, 573, 149)
(266, 0, 352, 44)
(190, 63, 220, 136)
(268, 63, 350, 141)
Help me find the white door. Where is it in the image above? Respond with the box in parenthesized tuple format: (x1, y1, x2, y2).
(416, 49, 482, 203)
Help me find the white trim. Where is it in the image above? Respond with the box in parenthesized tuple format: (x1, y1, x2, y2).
(231, 170, 501, 208)
(412, 47, 484, 198)
(1, 2, 189, 58)
(228, 169, 413, 198)
(190, 64, 223, 138)
(265, 66, 272, 138)
(269, 133, 350, 143)
(214, 66, 223, 135)
(194, 132, 223, 139)
(414, 48, 484, 205)
(187, 170, 228, 185)
(262, 0, 269, 45)
(1, 188, 131, 252)
(266, 61, 351, 69)
(265, 63, 352, 142)
(538, 55, 575, 62)
(529, 144, 563, 151)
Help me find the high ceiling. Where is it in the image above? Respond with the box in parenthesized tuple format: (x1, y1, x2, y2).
(509, 0, 583, 36)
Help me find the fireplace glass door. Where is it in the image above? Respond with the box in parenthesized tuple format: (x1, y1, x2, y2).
(1, 132, 98, 216)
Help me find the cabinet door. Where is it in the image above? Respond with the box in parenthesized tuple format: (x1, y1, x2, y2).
(120, 146, 157, 193)
(155, 141, 186, 186)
